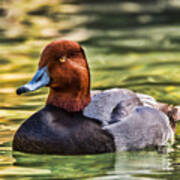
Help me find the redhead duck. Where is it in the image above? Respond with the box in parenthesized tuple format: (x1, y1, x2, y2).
(13, 40, 179, 155)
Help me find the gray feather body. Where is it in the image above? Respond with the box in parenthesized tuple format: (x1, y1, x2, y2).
(84, 88, 141, 125)
(83, 88, 174, 151)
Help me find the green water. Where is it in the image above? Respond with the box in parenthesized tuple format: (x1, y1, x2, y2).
(1, 0, 180, 179)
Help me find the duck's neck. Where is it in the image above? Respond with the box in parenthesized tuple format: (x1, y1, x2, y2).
(46, 88, 91, 112)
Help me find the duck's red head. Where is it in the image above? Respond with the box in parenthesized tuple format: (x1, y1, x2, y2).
(16, 40, 91, 112)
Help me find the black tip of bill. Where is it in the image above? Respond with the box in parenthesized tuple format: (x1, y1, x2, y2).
(16, 87, 29, 95)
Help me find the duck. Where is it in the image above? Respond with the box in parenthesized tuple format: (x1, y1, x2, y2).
(13, 40, 179, 155)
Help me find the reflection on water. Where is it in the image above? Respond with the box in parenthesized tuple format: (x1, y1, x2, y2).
(0, 151, 176, 180)
(1, 0, 180, 179)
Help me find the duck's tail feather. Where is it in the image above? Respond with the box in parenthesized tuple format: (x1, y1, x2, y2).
(137, 93, 178, 131)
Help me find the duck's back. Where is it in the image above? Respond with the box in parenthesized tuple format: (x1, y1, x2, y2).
(13, 105, 115, 155)
(84, 88, 142, 125)
(84, 88, 174, 151)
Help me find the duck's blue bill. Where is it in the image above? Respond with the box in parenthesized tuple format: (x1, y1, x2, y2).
(16, 66, 50, 95)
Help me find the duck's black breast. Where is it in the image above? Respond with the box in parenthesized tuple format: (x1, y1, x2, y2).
(13, 105, 115, 155)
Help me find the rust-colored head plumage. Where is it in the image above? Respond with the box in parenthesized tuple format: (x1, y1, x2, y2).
(42, 40, 91, 111)
(39, 40, 88, 68)
(17, 40, 91, 112)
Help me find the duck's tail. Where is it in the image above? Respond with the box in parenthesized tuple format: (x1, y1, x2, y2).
(137, 93, 179, 131)
(158, 104, 178, 131)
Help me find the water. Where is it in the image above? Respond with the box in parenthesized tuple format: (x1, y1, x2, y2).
(1, 0, 180, 179)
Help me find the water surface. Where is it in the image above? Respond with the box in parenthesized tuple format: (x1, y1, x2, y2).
(1, 0, 180, 179)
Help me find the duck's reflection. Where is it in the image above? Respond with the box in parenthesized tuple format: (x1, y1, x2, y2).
(12, 152, 115, 179)
(11, 150, 172, 179)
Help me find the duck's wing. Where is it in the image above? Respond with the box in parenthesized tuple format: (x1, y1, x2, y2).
(86, 88, 178, 129)
(85, 88, 175, 151)
(104, 106, 174, 151)
(84, 88, 142, 125)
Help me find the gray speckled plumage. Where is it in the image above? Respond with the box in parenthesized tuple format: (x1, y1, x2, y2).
(104, 106, 174, 151)
(83, 88, 174, 151)
(84, 88, 141, 125)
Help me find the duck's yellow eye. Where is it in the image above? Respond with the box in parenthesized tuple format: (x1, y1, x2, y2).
(59, 56, 66, 63)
